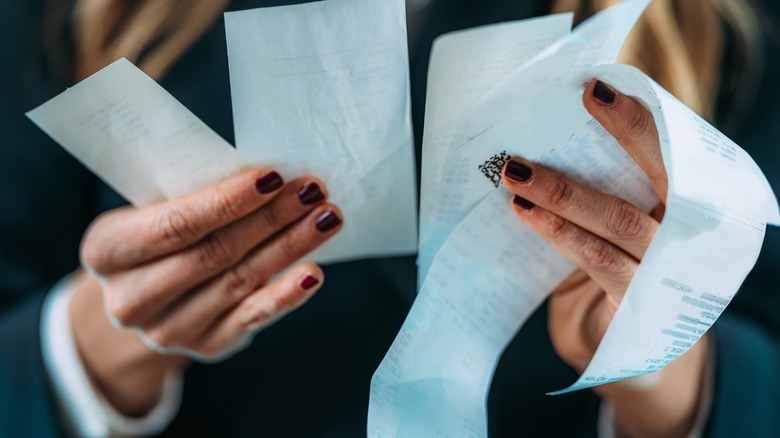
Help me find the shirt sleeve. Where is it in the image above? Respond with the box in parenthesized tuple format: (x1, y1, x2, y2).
(40, 275, 184, 437)
(596, 339, 715, 438)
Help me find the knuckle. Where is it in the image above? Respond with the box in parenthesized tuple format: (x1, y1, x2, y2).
(155, 205, 199, 247)
(243, 298, 278, 327)
(104, 293, 140, 327)
(547, 176, 575, 209)
(260, 204, 287, 231)
(276, 287, 307, 312)
(194, 235, 238, 271)
(238, 310, 264, 331)
(210, 189, 243, 222)
(144, 327, 176, 350)
(278, 234, 308, 260)
(626, 106, 652, 137)
(546, 215, 571, 242)
(221, 264, 263, 304)
(606, 200, 647, 239)
(583, 239, 619, 272)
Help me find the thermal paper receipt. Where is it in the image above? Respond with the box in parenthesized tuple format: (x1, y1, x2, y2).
(225, 0, 417, 263)
(369, 0, 780, 436)
(26, 0, 416, 265)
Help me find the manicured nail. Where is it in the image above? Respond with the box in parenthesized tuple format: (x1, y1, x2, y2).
(255, 171, 284, 194)
(505, 160, 533, 183)
(513, 195, 535, 211)
(297, 182, 325, 206)
(300, 274, 320, 290)
(315, 210, 342, 233)
(593, 80, 616, 106)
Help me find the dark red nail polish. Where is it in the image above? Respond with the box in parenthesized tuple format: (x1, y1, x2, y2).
(513, 195, 535, 211)
(593, 80, 616, 106)
(300, 274, 320, 290)
(298, 182, 325, 206)
(255, 171, 284, 194)
(505, 160, 533, 183)
(315, 210, 342, 233)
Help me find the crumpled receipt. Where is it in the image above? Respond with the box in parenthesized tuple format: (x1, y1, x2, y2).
(26, 0, 416, 265)
(369, 0, 780, 436)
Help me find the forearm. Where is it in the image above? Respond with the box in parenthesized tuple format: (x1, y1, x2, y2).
(69, 270, 189, 416)
(594, 334, 710, 438)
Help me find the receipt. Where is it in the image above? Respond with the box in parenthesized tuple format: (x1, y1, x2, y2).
(554, 65, 780, 393)
(27, 0, 417, 265)
(417, 0, 650, 285)
(26, 58, 247, 207)
(225, 0, 417, 264)
(370, 120, 657, 437)
(370, 0, 780, 435)
(417, 13, 573, 286)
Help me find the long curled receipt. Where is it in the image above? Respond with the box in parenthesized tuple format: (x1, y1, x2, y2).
(417, 13, 575, 287)
(369, 0, 780, 436)
(26, 0, 416, 264)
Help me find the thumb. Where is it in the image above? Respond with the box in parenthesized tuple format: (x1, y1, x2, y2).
(584, 79, 668, 202)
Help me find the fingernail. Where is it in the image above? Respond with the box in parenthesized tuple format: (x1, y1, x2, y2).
(593, 80, 616, 106)
(297, 182, 325, 206)
(505, 160, 533, 183)
(315, 210, 342, 233)
(513, 195, 535, 211)
(300, 274, 320, 290)
(255, 171, 284, 194)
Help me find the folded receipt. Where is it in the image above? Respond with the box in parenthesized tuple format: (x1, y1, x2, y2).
(369, 0, 780, 436)
(26, 0, 416, 265)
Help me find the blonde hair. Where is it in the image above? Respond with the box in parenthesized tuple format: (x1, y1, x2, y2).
(553, 0, 763, 124)
(71, 0, 229, 81)
(57, 0, 762, 124)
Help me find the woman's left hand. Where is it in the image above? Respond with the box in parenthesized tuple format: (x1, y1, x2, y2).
(502, 80, 709, 438)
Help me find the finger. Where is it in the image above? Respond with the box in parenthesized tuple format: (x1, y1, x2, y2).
(502, 158, 658, 259)
(583, 80, 668, 201)
(82, 167, 286, 273)
(103, 178, 329, 326)
(509, 198, 637, 305)
(137, 204, 341, 340)
(200, 204, 341, 313)
(189, 263, 324, 359)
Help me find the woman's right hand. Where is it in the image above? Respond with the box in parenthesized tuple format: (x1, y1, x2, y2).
(72, 167, 342, 414)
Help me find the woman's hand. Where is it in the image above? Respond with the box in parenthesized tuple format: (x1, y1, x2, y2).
(71, 167, 343, 415)
(501, 81, 708, 438)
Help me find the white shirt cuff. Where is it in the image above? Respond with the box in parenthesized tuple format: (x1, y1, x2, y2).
(596, 340, 716, 438)
(40, 275, 184, 437)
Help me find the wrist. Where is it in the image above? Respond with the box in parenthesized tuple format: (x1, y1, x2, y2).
(593, 334, 710, 438)
(69, 270, 189, 416)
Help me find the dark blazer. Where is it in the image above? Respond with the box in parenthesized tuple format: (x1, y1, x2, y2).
(1, 0, 779, 436)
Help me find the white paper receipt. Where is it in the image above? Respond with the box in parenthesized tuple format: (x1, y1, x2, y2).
(26, 58, 247, 207)
(369, 0, 780, 436)
(26, 0, 417, 265)
(225, 0, 417, 264)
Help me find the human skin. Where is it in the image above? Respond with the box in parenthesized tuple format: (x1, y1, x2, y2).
(502, 80, 708, 438)
(69, 168, 343, 416)
(67, 80, 707, 434)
